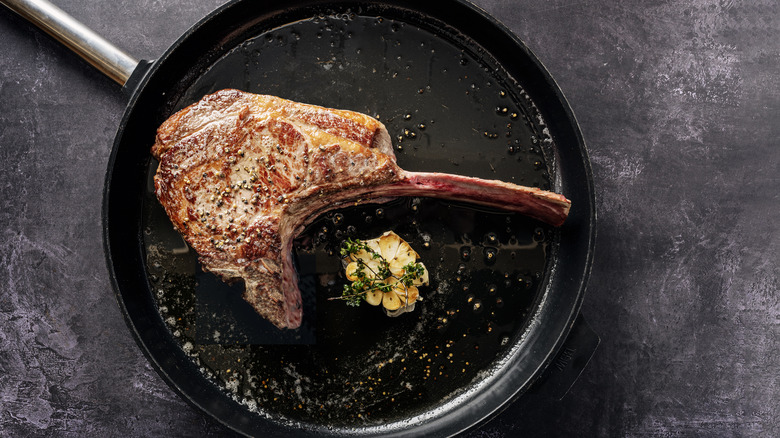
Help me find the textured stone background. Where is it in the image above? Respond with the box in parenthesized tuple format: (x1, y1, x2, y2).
(1, 0, 777, 436)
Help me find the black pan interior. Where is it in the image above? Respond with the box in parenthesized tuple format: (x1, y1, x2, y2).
(104, 1, 594, 436)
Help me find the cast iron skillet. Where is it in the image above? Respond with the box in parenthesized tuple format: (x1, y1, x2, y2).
(2, 0, 596, 435)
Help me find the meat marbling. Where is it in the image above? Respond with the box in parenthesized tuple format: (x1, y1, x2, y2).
(152, 89, 571, 329)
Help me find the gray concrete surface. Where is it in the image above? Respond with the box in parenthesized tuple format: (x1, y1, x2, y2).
(1, 0, 777, 436)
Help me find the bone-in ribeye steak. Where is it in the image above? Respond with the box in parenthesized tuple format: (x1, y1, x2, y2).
(152, 89, 571, 329)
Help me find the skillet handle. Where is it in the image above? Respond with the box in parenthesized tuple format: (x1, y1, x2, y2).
(0, 0, 137, 85)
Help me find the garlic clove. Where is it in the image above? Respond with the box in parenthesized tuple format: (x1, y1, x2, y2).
(396, 240, 419, 261)
(382, 290, 402, 310)
(345, 261, 361, 281)
(349, 248, 372, 263)
(378, 231, 402, 261)
(365, 289, 382, 306)
(363, 258, 382, 276)
(413, 262, 430, 286)
(388, 241, 417, 276)
(366, 238, 382, 254)
(388, 259, 406, 277)
(395, 285, 419, 304)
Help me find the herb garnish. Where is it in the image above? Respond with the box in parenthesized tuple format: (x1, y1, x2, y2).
(332, 231, 429, 313)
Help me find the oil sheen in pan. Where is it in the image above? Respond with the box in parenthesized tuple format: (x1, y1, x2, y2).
(143, 12, 556, 426)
